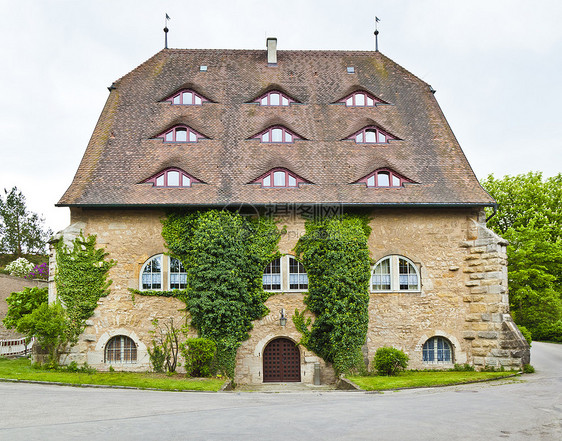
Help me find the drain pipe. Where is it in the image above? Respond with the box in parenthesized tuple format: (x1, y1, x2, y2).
(314, 362, 321, 385)
(486, 204, 498, 223)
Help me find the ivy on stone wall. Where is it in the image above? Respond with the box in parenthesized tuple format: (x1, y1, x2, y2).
(294, 215, 371, 374)
(55, 234, 115, 337)
(161, 210, 279, 377)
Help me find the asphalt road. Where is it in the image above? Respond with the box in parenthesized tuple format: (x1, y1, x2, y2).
(0, 342, 560, 441)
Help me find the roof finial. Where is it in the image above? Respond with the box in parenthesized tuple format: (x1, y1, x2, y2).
(374, 16, 380, 52)
(164, 13, 171, 49)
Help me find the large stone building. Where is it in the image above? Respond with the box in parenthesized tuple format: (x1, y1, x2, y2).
(52, 39, 529, 384)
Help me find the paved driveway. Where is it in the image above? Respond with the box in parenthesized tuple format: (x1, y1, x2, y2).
(0, 342, 560, 441)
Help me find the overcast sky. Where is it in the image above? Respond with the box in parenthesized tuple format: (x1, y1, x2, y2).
(1, 0, 561, 233)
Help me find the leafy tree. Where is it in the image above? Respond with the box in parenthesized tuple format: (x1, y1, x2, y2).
(0, 187, 52, 256)
(3, 286, 48, 330)
(481, 172, 562, 341)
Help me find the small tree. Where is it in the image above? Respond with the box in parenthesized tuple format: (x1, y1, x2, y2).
(0, 187, 52, 256)
(148, 318, 184, 373)
(373, 347, 409, 376)
(3, 286, 48, 330)
(16, 303, 71, 367)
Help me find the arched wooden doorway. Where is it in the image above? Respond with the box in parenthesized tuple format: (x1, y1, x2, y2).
(263, 337, 301, 382)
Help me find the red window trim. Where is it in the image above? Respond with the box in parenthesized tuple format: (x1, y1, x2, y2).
(251, 168, 309, 188)
(143, 168, 201, 188)
(350, 126, 396, 144)
(157, 125, 206, 143)
(165, 89, 209, 105)
(253, 125, 301, 144)
(356, 168, 412, 188)
(254, 90, 296, 106)
(339, 91, 385, 107)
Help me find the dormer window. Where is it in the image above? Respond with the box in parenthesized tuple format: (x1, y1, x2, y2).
(350, 126, 396, 144)
(253, 126, 301, 143)
(143, 168, 201, 187)
(356, 168, 412, 188)
(254, 91, 295, 106)
(340, 91, 384, 107)
(251, 168, 308, 188)
(165, 89, 209, 105)
(157, 125, 205, 143)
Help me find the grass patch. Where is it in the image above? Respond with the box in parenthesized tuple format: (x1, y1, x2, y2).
(0, 357, 225, 392)
(348, 370, 519, 391)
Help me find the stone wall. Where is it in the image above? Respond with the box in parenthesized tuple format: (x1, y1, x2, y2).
(0, 274, 48, 340)
(49, 206, 528, 381)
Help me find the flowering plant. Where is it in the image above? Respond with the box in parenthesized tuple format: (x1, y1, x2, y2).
(26, 262, 49, 280)
(5, 258, 35, 278)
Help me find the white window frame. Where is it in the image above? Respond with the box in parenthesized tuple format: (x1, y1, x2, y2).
(371, 255, 420, 293)
(287, 256, 309, 292)
(140, 254, 187, 291)
(262, 255, 308, 292)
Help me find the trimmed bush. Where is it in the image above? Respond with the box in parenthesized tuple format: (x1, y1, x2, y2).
(373, 347, 409, 376)
(181, 338, 217, 377)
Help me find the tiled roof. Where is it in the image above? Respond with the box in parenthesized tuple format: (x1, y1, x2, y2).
(57, 48, 494, 207)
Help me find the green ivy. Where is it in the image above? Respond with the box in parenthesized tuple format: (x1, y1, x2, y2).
(54, 234, 115, 337)
(294, 215, 371, 374)
(162, 209, 279, 377)
(128, 288, 188, 303)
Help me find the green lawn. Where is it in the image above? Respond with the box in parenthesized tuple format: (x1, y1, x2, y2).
(0, 357, 225, 391)
(348, 370, 519, 391)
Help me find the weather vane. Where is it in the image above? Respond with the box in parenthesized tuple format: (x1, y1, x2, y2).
(164, 13, 171, 49)
(374, 16, 380, 52)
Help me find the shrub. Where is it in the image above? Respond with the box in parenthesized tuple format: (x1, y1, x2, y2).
(373, 347, 409, 376)
(518, 325, 532, 346)
(16, 302, 71, 366)
(3, 286, 48, 330)
(523, 364, 535, 374)
(5, 257, 34, 277)
(181, 338, 217, 377)
(148, 341, 166, 373)
(452, 363, 475, 372)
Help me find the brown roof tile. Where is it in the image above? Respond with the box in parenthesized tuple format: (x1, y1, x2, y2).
(57, 48, 494, 208)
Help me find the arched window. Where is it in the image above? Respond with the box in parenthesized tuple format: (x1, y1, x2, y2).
(141, 255, 162, 290)
(263, 258, 281, 291)
(423, 337, 453, 364)
(350, 126, 396, 144)
(158, 125, 205, 143)
(144, 168, 200, 188)
(166, 89, 209, 105)
(169, 257, 187, 290)
(105, 335, 137, 363)
(339, 91, 384, 107)
(252, 168, 308, 188)
(262, 256, 308, 291)
(254, 90, 295, 106)
(140, 255, 188, 290)
(356, 169, 412, 188)
(253, 126, 301, 143)
(288, 256, 308, 290)
(371, 255, 420, 292)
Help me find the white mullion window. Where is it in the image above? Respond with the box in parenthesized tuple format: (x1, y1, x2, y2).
(288, 256, 308, 291)
(371, 255, 420, 292)
(263, 258, 282, 291)
(169, 257, 187, 290)
(141, 255, 162, 290)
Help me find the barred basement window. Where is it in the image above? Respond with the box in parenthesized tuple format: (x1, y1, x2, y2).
(371, 255, 420, 292)
(423, 337, 453, 364)
(105, 335, 137, 363)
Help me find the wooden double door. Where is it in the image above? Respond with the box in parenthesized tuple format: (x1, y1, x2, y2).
(263, 338, 301, 382)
